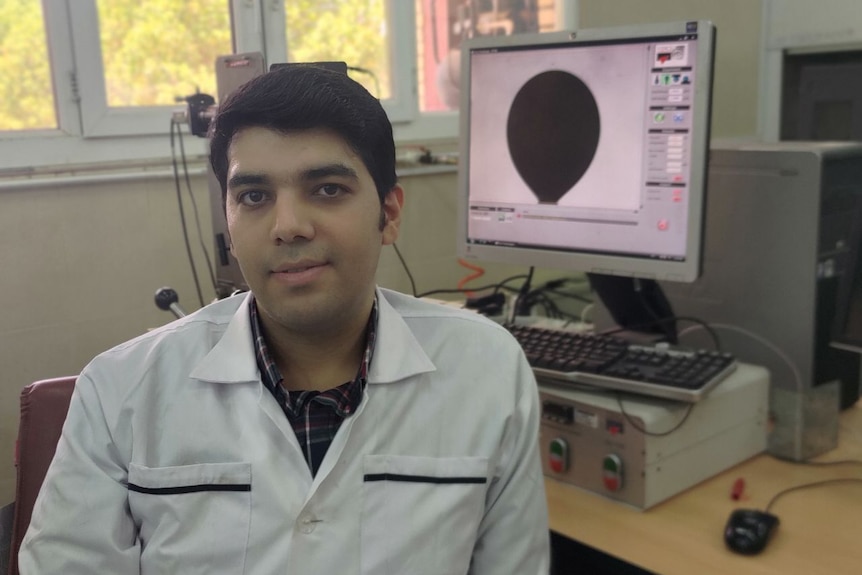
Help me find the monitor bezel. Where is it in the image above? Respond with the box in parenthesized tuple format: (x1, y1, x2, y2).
(455, 20, 716, 283)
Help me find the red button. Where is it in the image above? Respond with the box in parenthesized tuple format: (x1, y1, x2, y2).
(550, 458, 564, 473)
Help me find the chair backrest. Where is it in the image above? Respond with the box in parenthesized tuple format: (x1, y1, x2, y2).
(8, 376, 76, 575)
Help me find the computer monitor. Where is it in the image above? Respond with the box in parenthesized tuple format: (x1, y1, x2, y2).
(456, 21, 716, 339)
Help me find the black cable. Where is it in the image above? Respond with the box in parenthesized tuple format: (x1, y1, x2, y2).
(601, 315, 722, 350)
(176, 121, 218, 294)
(512, 266, 535, 318)
(769, 457, 862, 466)
(415, 274, 529, 299)
(392, 242, 417, 297)
(634, 278, 676, 343)
(543, 287, 594, 305)
(347, 66, 381, 99)
(170, 119, 205, 308)
(614, 392, 696, 436)
(387, 243, 526, 301)
(764, 478, 862, 514)
(492, 275, 530, 294)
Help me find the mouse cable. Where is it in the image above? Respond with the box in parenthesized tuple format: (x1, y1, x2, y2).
(769, 455, 862, 466)
(678, 322, 805, 397)
(764, 477, 862, 513)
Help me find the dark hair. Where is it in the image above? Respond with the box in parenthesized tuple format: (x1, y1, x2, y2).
(209, 65, 396, 206)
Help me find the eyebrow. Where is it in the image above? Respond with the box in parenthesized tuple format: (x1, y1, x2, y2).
(302, 163, 359, 182)
(227, 163, 359, 190)
(227, 173, 269, 189)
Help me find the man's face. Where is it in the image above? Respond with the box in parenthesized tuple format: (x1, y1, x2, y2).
(225, 126, 403, 339)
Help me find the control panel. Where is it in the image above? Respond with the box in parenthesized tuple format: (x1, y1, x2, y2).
(539, 390, 648, 507)
(538, 363, 770, 509)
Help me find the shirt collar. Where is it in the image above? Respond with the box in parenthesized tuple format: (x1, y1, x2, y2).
(248, 294, 379, 397)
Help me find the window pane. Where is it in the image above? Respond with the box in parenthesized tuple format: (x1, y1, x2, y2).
(0, 0, 56, 130)
(417, 0, 560, 112)
(97, 0, 232, 107)
(285, 0, 390, 100)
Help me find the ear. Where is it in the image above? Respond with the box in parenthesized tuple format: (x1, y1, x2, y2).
(381, 185, 404, 246)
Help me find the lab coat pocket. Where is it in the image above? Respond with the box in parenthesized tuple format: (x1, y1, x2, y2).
(361, 455, 489, 575)
(128, 462, 252, 575)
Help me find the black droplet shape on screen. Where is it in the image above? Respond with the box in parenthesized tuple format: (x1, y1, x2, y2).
(507, 70, 600, 204)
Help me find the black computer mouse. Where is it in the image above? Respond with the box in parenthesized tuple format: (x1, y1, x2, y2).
(723, 509, 780, 555)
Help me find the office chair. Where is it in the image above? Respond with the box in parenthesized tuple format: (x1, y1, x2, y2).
(5, 376, 76, 575)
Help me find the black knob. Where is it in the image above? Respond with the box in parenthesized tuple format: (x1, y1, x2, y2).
(154, 287, 179, 311)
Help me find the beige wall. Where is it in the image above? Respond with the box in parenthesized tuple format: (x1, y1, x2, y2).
(0, 166, 538, 505)
(0, 0, 839, 507)
(579, 0, 763, 139)
(0, 172, 213, 503)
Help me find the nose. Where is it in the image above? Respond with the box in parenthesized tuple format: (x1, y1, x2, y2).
(270, 192, 315, 244)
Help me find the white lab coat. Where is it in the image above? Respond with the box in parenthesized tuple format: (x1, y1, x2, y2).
(19, 288, 549, 574)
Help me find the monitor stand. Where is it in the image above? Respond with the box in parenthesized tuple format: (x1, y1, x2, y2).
(586, 273, 678, 344)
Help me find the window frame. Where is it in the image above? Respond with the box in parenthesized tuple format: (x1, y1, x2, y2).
(0, 0, 578, 173)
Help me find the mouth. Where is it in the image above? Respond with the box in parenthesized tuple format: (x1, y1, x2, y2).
(275, 264, 323, 274)
(272, 261, 327, 274)
(270, 261, 329, 286)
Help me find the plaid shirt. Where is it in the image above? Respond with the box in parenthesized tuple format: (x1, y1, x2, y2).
(249, 296, 377, 476)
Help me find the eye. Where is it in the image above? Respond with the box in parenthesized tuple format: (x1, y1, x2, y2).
(236, 189, 268, 206)
(313, 184, 346, 199)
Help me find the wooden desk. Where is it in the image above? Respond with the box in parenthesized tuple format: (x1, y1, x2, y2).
(546, 401, 862, 574)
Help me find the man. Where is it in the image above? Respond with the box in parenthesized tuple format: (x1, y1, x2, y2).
(20, 65, 549, 574)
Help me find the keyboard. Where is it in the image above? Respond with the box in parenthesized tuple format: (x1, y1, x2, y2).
(505, 323, 737, 402)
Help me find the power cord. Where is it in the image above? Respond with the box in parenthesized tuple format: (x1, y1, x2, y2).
(174, 118, 218, 294)
(347, 65, 382, 99)
(169, 118, 206, 308)
(391, 243, 417, 297)
(414, 275, 530, 301)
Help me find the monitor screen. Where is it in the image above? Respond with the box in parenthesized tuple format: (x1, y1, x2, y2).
(456, 21, 716, 283)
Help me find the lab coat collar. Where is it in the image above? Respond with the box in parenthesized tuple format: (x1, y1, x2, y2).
(367, 287, 436, 384)
(190, 293, 260, 384)
(189, 289, 436, 385)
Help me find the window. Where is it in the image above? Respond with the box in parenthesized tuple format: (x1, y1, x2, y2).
(0, 0, 55, 131)
(284, 1, 391, 99)
(75, 0, 233, 136)
(97, 0, 231, 108)
(416, 0, 563, 112)
(259, 0, 415, 122)
(0, 0, 575, 171)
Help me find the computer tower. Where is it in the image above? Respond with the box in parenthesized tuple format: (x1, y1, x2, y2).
(657, 141, 862, 460)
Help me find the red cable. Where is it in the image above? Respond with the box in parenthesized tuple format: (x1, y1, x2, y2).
(457, 258, 485, 298)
